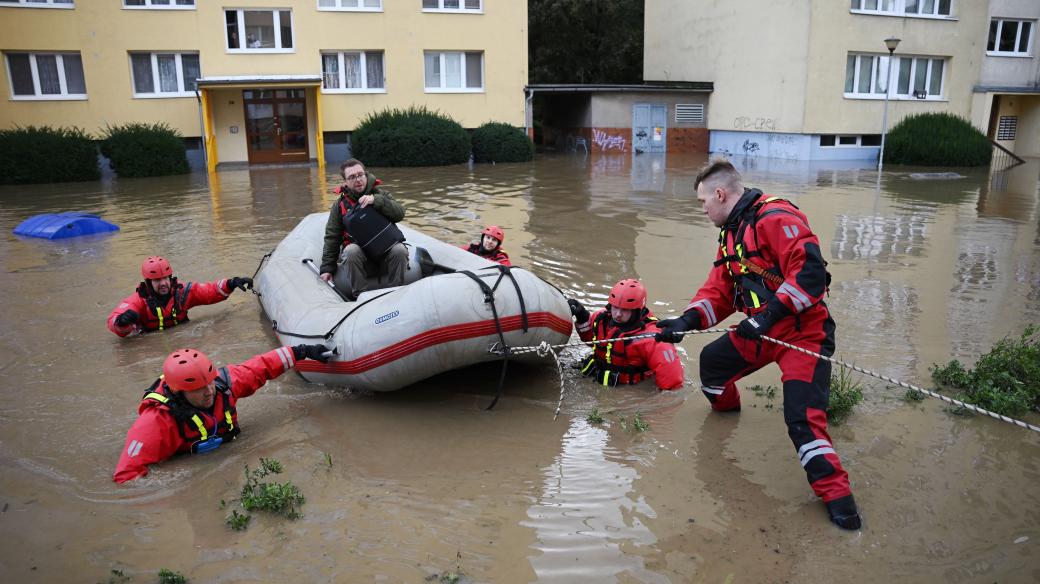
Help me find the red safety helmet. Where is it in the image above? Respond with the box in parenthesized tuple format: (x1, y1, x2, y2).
(608, 278, 647, 311)
(162, 348, 218, 392)
(141, 256, 173, 280)
(481, 225, 505, 245)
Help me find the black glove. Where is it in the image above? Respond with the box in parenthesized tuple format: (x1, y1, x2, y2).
(227, 277, 254, 292)
(292, 344, 332, 363)
(734, 309, 782, 341)
(114, 309, 139, 327)
(567, 298, 590, 323)
(654, 310, 703, 343)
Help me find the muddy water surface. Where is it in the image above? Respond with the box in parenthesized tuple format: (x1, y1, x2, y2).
(0, 154, 1038, 583)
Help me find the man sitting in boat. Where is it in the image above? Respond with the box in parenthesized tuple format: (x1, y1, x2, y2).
(567, 279, 684, 391)
(319, 158, 407, 301)
(460, 224, 512, 266)
(107, 256, 254, 337)
(113, 344, 330, 483)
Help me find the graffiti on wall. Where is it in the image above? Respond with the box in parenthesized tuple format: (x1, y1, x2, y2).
(593, 129, 627, 152)
(733, 117, 777, 131)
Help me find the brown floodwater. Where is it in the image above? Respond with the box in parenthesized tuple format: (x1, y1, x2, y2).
(0, 153, 1038, 583)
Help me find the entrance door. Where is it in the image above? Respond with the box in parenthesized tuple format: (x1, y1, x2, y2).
(632, 103, 667, 154)
(243, 89, 309, 164)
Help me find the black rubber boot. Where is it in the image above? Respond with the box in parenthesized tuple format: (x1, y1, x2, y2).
(826, 494, 862, 530)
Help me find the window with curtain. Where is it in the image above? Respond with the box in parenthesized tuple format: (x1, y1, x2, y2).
(321, 51, 385, 92)
(4, 52, 86, 98)
(424, 51, 483, 91)
(845, 52, 946, 99)
(128, 52, 200, 97)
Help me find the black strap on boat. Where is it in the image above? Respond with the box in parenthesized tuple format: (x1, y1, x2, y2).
(482, 264, 528, 333)
(459, 269, 511, 411)
(270, 289, 395, 341)
(249, 251, 274, 297)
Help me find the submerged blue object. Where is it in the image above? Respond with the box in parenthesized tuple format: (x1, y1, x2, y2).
(13, 212, 120, 240)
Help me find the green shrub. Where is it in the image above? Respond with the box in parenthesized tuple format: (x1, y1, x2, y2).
(828, 366, 864, 425)
(0, 125, 99, 184)
(352, 106, 470, 167)
(100, 122, 189, 178)
(883, 112, 992, 166)
(471, 122, 534, 163)
(931, 325, 1039, 417)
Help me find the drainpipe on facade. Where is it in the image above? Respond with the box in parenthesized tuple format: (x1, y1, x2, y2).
(194, 88, 208, 174)
(525, 88, 534, 139)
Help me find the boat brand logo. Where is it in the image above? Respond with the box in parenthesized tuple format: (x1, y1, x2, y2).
(375, 310, 400, 325)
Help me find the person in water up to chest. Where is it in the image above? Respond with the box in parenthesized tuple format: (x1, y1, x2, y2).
(460, 224, 512, 266)
(567, 278, 684, 392)
(319, 158, 408, 301)
(106, 255, 254, 337)
(113, 344, 330, 483)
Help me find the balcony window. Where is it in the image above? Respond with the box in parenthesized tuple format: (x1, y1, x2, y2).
(987, 19, 1034, 56)
(321, 51, 385, 92)
(130, 52, 200, 97)
(225, 9, 294, 52)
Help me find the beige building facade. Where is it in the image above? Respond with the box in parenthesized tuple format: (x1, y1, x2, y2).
(0, 0, 527, 170)
(646, 0, 1035, 161)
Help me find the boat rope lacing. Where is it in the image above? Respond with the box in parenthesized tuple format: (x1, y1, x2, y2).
(493, 328, 1040, 433)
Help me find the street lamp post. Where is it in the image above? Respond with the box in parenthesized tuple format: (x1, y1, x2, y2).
(877, 36, 901, 174)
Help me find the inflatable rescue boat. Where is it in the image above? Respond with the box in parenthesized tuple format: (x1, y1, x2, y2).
(255, 213, 573, 391)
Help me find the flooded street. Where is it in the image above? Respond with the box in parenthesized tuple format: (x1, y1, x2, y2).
(1, 153, 1038, 583)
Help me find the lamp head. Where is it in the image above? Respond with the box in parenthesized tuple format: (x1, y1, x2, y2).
(884, 37, 901, 53)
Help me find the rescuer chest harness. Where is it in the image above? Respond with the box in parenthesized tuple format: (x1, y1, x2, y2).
(714, 195, 809, 313)
(142, 368, 240, 454)
(136, 278, 191, 330)
(581, 310, 658, 387)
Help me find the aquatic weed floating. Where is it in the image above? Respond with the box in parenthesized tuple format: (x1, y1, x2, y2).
(13, 212, 120, 240)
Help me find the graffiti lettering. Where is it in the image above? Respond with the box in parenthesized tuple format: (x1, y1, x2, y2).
(742, 139, 760, 154)
(592, 129, 627, 152)
(733, 117, 777, 131)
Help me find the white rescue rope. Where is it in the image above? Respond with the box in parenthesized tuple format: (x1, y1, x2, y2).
(495, 328, 1040, 433)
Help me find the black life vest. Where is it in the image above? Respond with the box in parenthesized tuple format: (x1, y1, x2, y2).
(339, 197, 405, 260)
(135, 277, 190, 330)
(141, 367, 240, 454)
(580, 309, 657, 387)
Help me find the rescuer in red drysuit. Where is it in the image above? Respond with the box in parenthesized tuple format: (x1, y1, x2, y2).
(461, 224, 512, 266)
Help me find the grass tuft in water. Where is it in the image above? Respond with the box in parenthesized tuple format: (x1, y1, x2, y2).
(632, 412, 650, 432)
(931, 326, 1039, 417)
(323, 451, 333, 469)
(99, 569, 130, 584)
(225, 509, 251, 531)
(586, 408, 605, 424)
(903, 388, 926, 402)
(828, 366, 864, 425)
(158, 569, 187, 584)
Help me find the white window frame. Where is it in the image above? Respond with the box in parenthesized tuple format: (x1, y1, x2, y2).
(987, 19, 1034, 57)
(844, 52, 946, 101)
(129, 52, 200, 98)
(317, 0, 382, 12)
(819, 135, 881, 148)
(422, 0, 483, 14)
(5, 52, 86, 100)
(849, 0, 954, 20)
(225, 8, 295, 54)
(0, 0, 74, 8)
(122, 0, 195, 9)
(320, 51, 386, 93)
(424, 51, 484, 93)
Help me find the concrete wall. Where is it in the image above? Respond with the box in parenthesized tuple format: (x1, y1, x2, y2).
(0, 0, 527, 139)
(589, 92, 709, 154)
(1015, 95, 1040, 156)
(644, 0, 812, 134)
(981, 0, 1040, 88)
(803, 0, 988, 136)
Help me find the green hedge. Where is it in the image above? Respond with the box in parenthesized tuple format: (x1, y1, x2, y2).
(0, 126, 99, 185)
(471, 122, 534, 163)
(101, 122, 189, 178)
(883, 112, 992, 167)
(352, 106, 470, 167)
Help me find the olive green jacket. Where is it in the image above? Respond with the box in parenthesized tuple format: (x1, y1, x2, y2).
(320, 172, 406, 274)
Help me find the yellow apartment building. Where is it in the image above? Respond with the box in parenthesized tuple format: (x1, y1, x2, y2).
(0, 0, 528, 171)
(645, 0, 1039, 161)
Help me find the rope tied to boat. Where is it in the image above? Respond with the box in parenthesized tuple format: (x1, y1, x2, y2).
(497, 328, 1040, 433)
